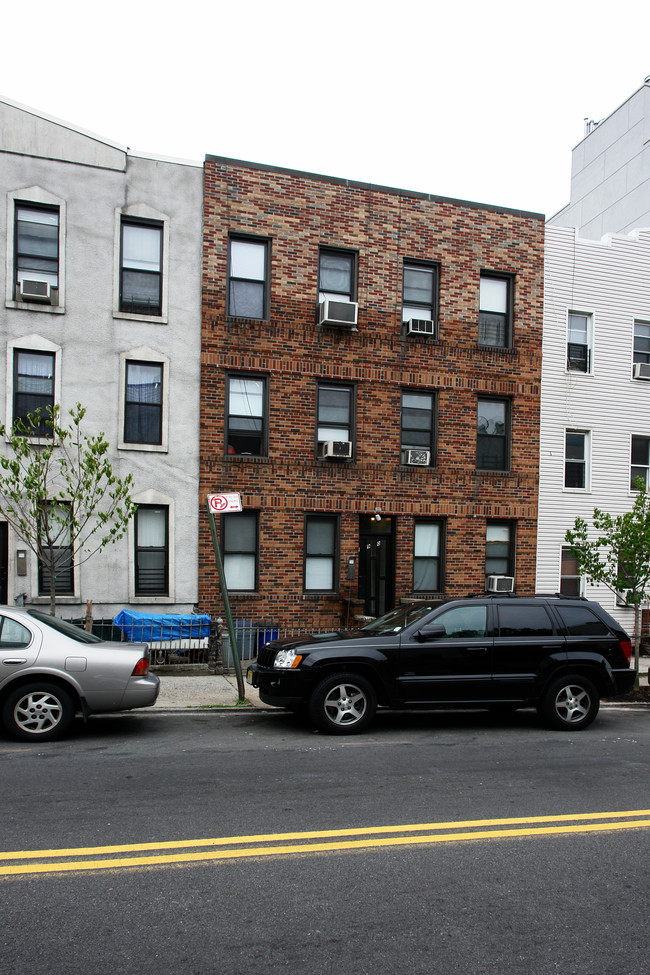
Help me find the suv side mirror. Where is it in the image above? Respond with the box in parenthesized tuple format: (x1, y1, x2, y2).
(415, 623, 446, 642)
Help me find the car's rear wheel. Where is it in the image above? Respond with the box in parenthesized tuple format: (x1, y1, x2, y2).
(308, 672, 376, 734)
(538, 674, 599, 730)
(2, 682, 76, 742)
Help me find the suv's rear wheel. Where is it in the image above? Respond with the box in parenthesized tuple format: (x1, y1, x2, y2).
(539, 674, 599, 730)
(2, 681, 76, 742)
(309, 673, 376, 735)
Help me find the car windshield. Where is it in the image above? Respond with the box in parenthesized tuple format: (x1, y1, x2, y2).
(359, 602, 441, 635)
(28, 610, 104, 644)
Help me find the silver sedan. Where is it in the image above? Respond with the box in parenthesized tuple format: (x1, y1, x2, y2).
(0, 606, 160, 742)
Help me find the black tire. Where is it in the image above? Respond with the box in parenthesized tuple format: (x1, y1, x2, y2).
(2, 681, 76, 742)
(538, 674, 600, 731)
(308, 672, 376, 735)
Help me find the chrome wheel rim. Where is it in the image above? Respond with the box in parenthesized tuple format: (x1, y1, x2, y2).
(554, 684, 591, 723)
(323, 682, 367, 727)
(14, 691, 63, 736)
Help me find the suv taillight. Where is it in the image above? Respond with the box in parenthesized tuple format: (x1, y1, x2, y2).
(131, 657, 149, 677)
(619, 639, 632, 663)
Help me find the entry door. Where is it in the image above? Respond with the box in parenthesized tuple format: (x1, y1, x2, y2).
(358, 516, 394, 618)
(0, 523, 7, 605)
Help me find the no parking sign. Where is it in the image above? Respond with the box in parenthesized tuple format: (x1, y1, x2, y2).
(207, 492, 242, 514)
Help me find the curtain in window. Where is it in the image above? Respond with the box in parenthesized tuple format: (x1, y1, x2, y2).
(125, 363, 162, 444)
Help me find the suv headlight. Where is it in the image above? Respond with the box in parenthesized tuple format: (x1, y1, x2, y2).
(274, 650, 303, 669)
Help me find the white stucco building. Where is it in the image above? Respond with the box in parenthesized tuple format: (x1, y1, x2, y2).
(549, 78, 650, 239)
(536, 223, 650, 629)
(0, 97, 203, 620)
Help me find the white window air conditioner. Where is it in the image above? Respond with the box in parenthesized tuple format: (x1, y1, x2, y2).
(321, 440, 352, 459)
(616, 589, 633, 607)
(318, 300, 358, 328)
(404, 449, 430, 467)
(407, 318, 435, 336)
(633, 363, 650, 380)
(487, 574, 515, 593)
(19, 279, 51, 303)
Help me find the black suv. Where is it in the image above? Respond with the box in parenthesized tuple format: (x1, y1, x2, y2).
(246, 596, 636, 734)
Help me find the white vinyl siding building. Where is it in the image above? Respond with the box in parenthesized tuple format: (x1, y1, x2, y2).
(536, 224, 650, 628)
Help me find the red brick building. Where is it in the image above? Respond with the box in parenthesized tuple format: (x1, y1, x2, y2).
(200, 158, 544, 633)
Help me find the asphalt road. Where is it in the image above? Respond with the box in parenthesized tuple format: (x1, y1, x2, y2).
(1, 705, 649, 975)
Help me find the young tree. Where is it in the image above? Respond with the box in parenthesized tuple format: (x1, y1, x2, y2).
(565, 478, 650, 687)
(0, 404, 137, 615)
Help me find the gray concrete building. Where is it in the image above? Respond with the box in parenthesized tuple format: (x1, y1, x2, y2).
(0, 97, 203, 620)
(549, 78, 650, 238)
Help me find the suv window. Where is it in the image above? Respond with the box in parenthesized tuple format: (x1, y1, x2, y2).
(434, 605, 487, 638)
(497, 604, 554, 637)
(554, 605, 611, 637)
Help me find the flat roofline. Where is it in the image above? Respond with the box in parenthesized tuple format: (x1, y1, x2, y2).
(205, 153, 545, 221)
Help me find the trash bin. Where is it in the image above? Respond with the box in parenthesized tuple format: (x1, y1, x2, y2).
(257, 626, 279, 651)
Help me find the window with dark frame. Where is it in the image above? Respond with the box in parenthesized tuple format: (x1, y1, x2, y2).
(413, 520, 443, 592)
(567, 312, 591, 373)
(124, 360, 163, 445)
(134, 505, 169, 596)
(226, 375, 267, 456)
(222, 511, 258, 592)
(13, 349, 55, 436)
(38, 501, 73, 596)
(631, 435, 650, 489)
(318, 248, 356, 302)
(317, 383, 353, 449)
(478, 273, 512, 348)
(565, 430, 588, 489)
(485, 522, 514, 585)
(400, 390, 435, 465)
(477, 398, 509, 471)
(14, 203, 59, 298)
(402, 261, 437, 330)
(560, 546, 582, 596)
(228, 237, 269, 319)
(633, 320, 650, 371)
(120, 218, 163, 316)
(304, 515, 338, 592)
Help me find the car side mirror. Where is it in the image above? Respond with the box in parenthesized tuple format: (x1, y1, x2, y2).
(415, 623, 446, 641)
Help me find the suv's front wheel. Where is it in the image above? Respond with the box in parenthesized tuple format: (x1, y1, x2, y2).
(539, 674, 600, 730)
(309, 673, 377, 734)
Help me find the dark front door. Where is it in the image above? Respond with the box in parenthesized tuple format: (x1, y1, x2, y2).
(358, 516, 394, 618)
(0, 523, 7, 605)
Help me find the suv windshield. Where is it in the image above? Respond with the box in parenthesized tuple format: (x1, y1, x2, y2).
(28, 610, 104, 644)
(360, 602, 441, 635)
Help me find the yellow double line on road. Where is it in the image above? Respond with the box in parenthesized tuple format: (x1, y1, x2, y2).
(2, 810, 649, 877)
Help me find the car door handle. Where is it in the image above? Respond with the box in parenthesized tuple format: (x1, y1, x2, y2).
(2, 658, 27, 665)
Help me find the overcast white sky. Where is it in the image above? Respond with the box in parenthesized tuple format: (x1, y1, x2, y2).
(2, 1, 649, 218)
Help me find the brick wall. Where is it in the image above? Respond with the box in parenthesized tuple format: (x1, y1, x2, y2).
(200, 159, 544, 630)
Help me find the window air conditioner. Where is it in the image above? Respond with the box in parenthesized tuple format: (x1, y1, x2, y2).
(487, 575, 515, 593)
(616, 589, 633, 606)
(407, 318, 435, 336)
(321, 440, 352, 459)
(404, 449, 430, 467)
(19, 279, 51, 303)
(633, 363, 650, 380)
(318, 300, 358, 328)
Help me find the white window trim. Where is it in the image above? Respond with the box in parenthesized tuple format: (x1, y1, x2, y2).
(565, 308, 594, 375)
(113, 203, 169, 324)
(563, 428, 591, 492)
(128, 488, 175, 604)
(631, 318, 650, 379)
(559, 544, 585, 597)
(117, 347, 169, 453)
(6, 187, 66, 313)
(29, 499, 81, 606)
(5, 334, 62, 442)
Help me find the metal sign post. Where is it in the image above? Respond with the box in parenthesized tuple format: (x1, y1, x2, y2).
(206, 493, 245, 701)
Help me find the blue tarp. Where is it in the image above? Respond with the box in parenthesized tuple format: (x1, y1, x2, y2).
(113, 609, 212, 642)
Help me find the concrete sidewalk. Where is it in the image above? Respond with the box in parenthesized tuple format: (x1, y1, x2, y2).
(152, 659, 650, 711)
(152, 672, 271, 710)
